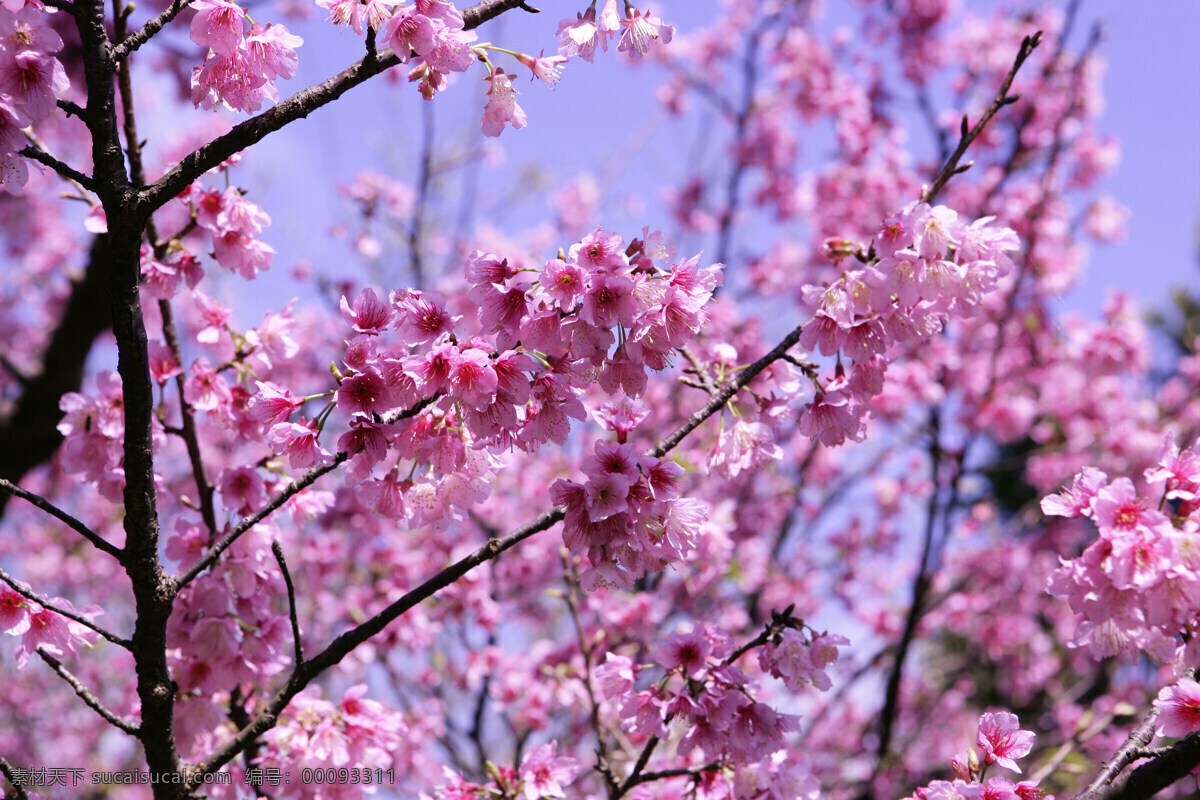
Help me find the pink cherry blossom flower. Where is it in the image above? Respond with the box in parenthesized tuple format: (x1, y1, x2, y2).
(593, 396, 648, 443)
(656, 628, 712, 677)
(15, 598, 100, 669)
(424, 24, 477, 74)
(394, 289, 456, 344)
(189, 0, 247, 58)
(581, 274, 638, 328)
(0, 5, 64, 56)
(518, 741, 577, 800)
(594, 652, 636, 699)
(481, 68, 528, 138)
(0, 97, 29, 154)
(618, 6, 674, 59)
(215, 189, 269, 238)
(1153, 677, 1200, 738)
(1145, 433, 1200, 502)
(1092, 478, 1152, 531)
(244, 22, 302, 82)
(447, 347, 498, 411)
(141, 251, 181, 299)
(976, 711, 1035, 773)
(317, 0, 393, 35)
(340, 287, 394, 334)
(268, 418, 330, 468)
(516, 50, 568, 88)
(336, 368, 390, 415)
(0, 48, 69, 119)
(584, 472, 631, 521)
(1040, 466, 1107, 518)
(147, 340, 183, 384)
(707, 418, 782, 478)
(538, 258, 588, 309)
(217, 465, 268, 515)
(798, 389, 864, 447)
(213, 231, 274, 278)
(382, 7, 437, 60)
(185, 358, 233, 414)
(556, 8, 606, 63)
(248, 381, 303, 425)
(0, 581, 32, 636)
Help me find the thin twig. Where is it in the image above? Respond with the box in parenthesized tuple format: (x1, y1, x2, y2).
(0, 755, 30, 800)
(175, 453, 348, 589)
(647, 322, 804, 459)
(18, 145, 97, 191)
(176, 395, 434, 589)
(1073, 668, 1197, 800)
(36, 648, 140, 735)
(615, 736, 663, 798)
(141, 0, 540, 214)
(921, 31, 1042, 205)
(111, 0, 198, 62)
(561, 557, 618, 795)
(271, 541, 304, 667)
(0, 566, 131, 649)
(159, 300, 217, 536)
(0, 478, 122, 560)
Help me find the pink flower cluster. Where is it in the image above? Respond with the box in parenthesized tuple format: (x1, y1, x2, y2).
(1043, 434, 1200, 663)
(550, 442, 702, 589)
(255, 684, 404, 800)
(757, 626, 849, 692)
(0, 2, 69, 190)
(594, 624, 813, 785)
(795, 202, 1019, 446)
(144, 181, 276, 291)
(245, 228, 724, 542)
(556, 1, 674, 62)
(56, 370, 128, 501)
(425, 741, 579, 800)
(904, 712, 1048, 800)
(0, 580, 101, 669)
(165, 525, 289, 706)
(189, 0, 302, 113)
(381, 0, 478, 100)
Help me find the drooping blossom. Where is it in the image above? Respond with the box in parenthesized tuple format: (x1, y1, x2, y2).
(481, 67, 528, 137)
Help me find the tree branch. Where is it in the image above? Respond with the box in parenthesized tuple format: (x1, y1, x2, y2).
(176, 393, 434, 589)
(0, 565, 131, 648)
(0, 237, 112, 520)
(271, 540, 304, 668)
(191, 505, 566, 778)
(141, 0, 540, 214)
(647, 322, 803, 458)
(1099, 730, 1200, 800)
(921, 31, 1042, 205)
(175, 453, 349, 589)
(37, 648, 141, 735)
(19, 145, 97, 191)
(1073, 670, 1197, 800)
(110, 0, 198, 63)
(159, 300, 218, 536)
(0, 755, 30, 800)
(0, 479, 122, 560)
